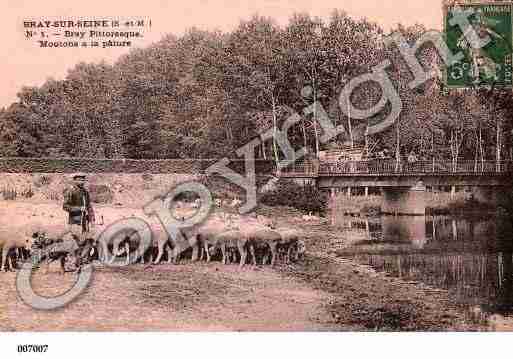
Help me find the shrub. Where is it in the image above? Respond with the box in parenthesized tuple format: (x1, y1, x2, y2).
(498, 189, 513, 217)
(427, 197, 495, 215)
(21, 187, 34, 199)
(141, 173, 153, 182)
(89, 184, 114, 204)
(1, 187, 17, 200)
(260, 180, 328, 214)
(33, 175, 52, 188)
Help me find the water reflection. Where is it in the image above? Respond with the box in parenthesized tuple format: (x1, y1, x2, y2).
(335, 215, 513, 315)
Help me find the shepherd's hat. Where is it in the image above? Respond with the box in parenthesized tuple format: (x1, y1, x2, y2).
(71, 172, 87, 180)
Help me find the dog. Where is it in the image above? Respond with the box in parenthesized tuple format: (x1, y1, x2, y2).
(31, 232, 95, 275)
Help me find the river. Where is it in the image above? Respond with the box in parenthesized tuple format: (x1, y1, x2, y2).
(335, 214, 513, 315)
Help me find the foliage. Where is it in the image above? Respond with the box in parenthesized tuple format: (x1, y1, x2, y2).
(89, 184, 114, 204)
(21, 187, 34, 199)
(141, 173, 153, 182)
(1, 187, 17, 200)
(33, 175, 52, 188)
(260, 179, 328, 214)
(0, 11, 511, 163)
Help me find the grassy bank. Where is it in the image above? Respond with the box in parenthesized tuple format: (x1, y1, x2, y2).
(426, 194, 496, 216)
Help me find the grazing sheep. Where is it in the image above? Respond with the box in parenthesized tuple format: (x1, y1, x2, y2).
(173, 222, 209, 264)
(256, 215, 275, 228)
(191, 218, 234, 262)
(191, 198, 201, 209)
(275, 228, 302, 264)
(245, 227, 281, 266)
(152, 214, 237, 265)
(17, 246, 30, 261)
(73, 222, 170, 266)
(210, 230, 244, 265)
(0, 246, 17, 272)
(301, 212, 320, 222)
(228, 214, 282, 266)
(107, 229, 150, 266)
(106, 225, 174, 266)
(296, 239, 306, 260)
(152, 227, 176, 264)
(1, 230, 34, 272)
(231, 217, 278, 266)
(230, 198, 242, 208)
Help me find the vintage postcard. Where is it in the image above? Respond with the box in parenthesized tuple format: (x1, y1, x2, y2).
(1, 0, 513, 357)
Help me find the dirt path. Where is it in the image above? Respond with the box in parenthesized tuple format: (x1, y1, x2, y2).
(0, 262, 339, 331)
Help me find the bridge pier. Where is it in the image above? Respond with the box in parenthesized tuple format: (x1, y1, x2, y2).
(382, 215, 427, 248)
(472, 187, 498, 206)
(382, 181, 427, 215)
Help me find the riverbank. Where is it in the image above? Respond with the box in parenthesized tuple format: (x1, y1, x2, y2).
(258, 205, 501, 330)
(331, 192, 497, 217)
(0, 201, 506, 331)
(271, 218, 490, 331)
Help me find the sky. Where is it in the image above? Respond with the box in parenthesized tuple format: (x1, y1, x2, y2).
(0, 0, 443, 108)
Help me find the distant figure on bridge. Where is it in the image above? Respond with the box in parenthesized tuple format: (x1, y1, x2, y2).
(376, 149, 390, 159)
(407, 151, 418, 164)
(406, 151, 419, 172)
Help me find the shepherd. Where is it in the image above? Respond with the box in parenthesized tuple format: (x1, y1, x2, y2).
(62, 173, 96, 270)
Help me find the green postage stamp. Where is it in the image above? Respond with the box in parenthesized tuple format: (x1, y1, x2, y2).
(444, 2, 513, 88)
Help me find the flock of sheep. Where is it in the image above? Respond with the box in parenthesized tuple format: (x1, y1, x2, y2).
(115, 211, 306, 268)
(0, 210, 306, 273)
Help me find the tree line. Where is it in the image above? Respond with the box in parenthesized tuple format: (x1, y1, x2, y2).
(1, 10, 512, 167)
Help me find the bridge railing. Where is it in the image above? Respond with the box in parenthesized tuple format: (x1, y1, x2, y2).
(278, 160, 318, 175)
(318, 159, 512, 175)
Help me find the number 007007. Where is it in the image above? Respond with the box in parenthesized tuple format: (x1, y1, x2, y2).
(17, 345, 48, 353)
